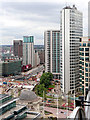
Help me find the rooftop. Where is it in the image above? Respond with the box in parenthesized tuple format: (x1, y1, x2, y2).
(0, 94, 8, 100)
(19, 89, 38, 102)
(63, 5, 77, 10)
(0, 104, 27, 119)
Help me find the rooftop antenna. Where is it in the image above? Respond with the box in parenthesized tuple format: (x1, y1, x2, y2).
(65, 0, 68, 7)
(66, 1, 67, 6)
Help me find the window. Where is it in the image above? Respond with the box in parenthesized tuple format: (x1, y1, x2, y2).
(80, 79, 82, 82)
(82, 71, 84, 75)
(80, 75, 82, 78)
(82, 76, 84, 79)
(88, 43, 90, 46)
(79, 52, 82, 55)
(82, 62, 84, 65)
(86, 83, 88, 86)
(80, 88, 82, 91)
(85, 88, 88, 92)
(80, 84, 82, 87)
(85, 78, 88, 82)
(85, 73, 88, 77)
(83, 43, 86, 46)
(85, 48, 89, 51)
(82, 67, 84, 70)
(80, 57, 84, 61)
(79, 48, 84, 51)
(85, 53, 89, 56)
(80, 43, 82, 46)
(82, 86, 84, 90)
(79, 61, 82, 64)
(85, 57, 89, 61)
(85, 68, 88, 72)
(82, 81, 84, 84)
(82, 53, 84, 56)
(85, 63, 88, 67)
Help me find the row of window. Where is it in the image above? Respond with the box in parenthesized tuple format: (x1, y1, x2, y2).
(79, 52, 89, 56)
(80, 43, 90, 47)
(81, 83, 88, 86)
(80, 73, 90, 78)
(23, 36, 34, 43)
(80, 57, 89, 61)
(79, 48, 89, 51)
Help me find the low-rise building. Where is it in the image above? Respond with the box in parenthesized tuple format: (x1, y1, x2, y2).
(0, 94, 27, 120)
(0, 58, 22, 76)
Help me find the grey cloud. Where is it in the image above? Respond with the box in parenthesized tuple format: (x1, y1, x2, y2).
(1, 2, 64, 45)
(1, 2, 88, 45)
(2, 2, 63, 15)
(2, 2, 64, 23)
(1, 25, 43, 42)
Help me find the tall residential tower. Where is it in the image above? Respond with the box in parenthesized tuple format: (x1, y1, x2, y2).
(60, 5, 83, 93)
(45, 30, 60, 79)
(23, 36, 34, 67)
(13, 40, 23, 58)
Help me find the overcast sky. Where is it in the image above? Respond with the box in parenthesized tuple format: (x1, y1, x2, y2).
(0, 0, 89, 45)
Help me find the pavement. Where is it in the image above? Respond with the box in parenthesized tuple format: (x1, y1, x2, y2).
(44, 107, 72, 118)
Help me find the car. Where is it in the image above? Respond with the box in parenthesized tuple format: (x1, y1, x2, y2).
(61, 111, 64, 113)
(11, 86, 14, 88)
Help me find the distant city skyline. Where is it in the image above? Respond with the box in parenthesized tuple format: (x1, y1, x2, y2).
(0, 0, 89, 45)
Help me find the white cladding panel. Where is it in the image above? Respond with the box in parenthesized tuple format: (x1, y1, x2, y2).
(60, 6, 83, 93)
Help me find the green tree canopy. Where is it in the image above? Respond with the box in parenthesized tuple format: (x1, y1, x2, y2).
(40, 72, 53, 88)
(36, 84, 47, 96)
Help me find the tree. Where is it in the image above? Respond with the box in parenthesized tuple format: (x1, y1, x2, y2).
(18, 89, 21, 97)
(35, 84, 47, 96)
(40, 72, 53, 88)
(35, 72, 53, 97)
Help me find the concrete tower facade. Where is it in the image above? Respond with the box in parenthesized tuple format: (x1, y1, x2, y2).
(60, 5, 83, 93)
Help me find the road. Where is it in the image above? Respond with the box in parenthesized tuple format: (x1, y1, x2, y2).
(0, 65, 44, 96)
(22, 65, 44, 76)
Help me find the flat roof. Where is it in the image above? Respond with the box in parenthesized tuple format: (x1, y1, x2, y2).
(0, 98, 19, 109)
(0, 94, 9, 100)
(0, 104, 26, 119)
